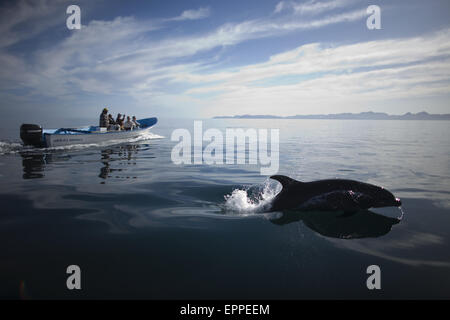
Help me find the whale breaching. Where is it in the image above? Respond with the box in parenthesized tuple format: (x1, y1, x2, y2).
(269, 175, 401, 212)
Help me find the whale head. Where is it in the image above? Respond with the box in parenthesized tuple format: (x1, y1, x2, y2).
(370, 187, 402, 208)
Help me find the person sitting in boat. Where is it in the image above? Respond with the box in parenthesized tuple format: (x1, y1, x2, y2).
(116, 113, 125, 129)
(123, 116, 135, 131)
(132, 116, 140, 128)
(107, 114, 119, 131)
(99, 108, 109, 128)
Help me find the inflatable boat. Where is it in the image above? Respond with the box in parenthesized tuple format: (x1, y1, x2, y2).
(20, 117, 158, 148)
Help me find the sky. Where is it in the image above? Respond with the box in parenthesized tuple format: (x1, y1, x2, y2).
(1, 0, 450, 124)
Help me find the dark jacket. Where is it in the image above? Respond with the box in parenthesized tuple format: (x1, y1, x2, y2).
(99, 112, 109, 127)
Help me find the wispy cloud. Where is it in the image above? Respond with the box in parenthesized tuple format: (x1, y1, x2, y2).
(181, 29, 450, 116)
(0, 0, 67, 48)
(0, 4, 368, 100)
(170, 7, 210, 21)
(274, 0, 356, 15)
(183, 30, 450, 87)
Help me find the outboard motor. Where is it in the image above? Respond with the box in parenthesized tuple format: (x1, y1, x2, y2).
(20, 124, 44, 147)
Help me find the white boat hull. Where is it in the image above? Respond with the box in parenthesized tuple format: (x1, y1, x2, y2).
(44, 126, 153, 148)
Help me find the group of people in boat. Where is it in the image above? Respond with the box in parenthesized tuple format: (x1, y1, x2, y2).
(99, 107, 140, 131)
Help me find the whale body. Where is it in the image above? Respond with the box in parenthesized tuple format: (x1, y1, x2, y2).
(269, 175, 401, 212)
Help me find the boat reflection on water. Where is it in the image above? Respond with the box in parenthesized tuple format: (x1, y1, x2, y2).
(20, 152, 50, 179)
(270, 209, 401, 239)
(19, 144, 148, 182)
(99, 145, 141, 182)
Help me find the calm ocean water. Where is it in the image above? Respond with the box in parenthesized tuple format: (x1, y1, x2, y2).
(0, 118, 449, 299)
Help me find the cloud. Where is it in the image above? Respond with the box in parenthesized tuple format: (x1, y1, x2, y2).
(195, 60, 450, 116)
(0, 0, 67, 48)
(170, 7, 210, 21)
(104, 8, 367, 67)
(0, 5, 368, 101)
(274, 1, 286, 14)
(183, 29, 450, 86)
(1, 1, 449, 118)
(181, 29, 450, 116)
(274, 0, 356, 15)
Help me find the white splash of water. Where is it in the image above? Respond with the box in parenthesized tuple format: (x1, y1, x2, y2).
(223, 180, 281, 214)
(398, 206, 405, 220)
(0, 141, 25, 155)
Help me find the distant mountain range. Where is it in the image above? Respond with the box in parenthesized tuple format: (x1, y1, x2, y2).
(213, 111, 450, 120)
